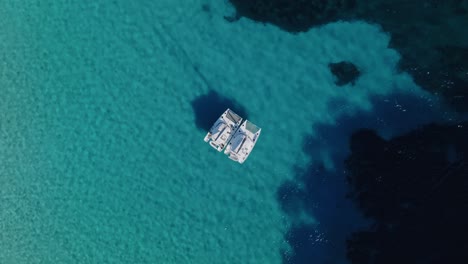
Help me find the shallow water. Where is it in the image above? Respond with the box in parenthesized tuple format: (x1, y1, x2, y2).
(0, 1, 461, 263)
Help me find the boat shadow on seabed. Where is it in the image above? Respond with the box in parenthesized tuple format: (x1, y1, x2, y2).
(191, 90, 249, 132)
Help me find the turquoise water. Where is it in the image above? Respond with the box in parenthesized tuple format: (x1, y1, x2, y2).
(0, 1, 453, 263)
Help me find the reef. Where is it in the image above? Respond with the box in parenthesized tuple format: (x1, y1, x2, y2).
(227, 0, 468, 112)
(276, 90, 465, 264)
(329, 61, 360, 86)
(345, 122, 468, 263)
(226, 0, 356, 32)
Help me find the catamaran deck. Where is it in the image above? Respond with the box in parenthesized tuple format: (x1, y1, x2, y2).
(224, 120, 261, 164)
(204, 109, 242, 152)
(204, 109, 261, 163)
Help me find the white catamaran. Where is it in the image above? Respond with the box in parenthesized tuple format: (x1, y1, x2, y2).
(204, 108, 243, 151)
(223, 120, 261, 164)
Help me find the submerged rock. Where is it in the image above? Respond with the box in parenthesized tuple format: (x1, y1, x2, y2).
(227, 0, 468, 112)
(329, 61, 360, 86)
(227, 0, 356, 32)
(345, 122, 468, 263)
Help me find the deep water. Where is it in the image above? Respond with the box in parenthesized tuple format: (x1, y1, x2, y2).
(345, 123, 468, 264)
(1, 1, 467, 264)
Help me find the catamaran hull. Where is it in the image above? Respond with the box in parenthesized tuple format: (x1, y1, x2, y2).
(223, 120, 261, 164)
(204, 108, 242, 152)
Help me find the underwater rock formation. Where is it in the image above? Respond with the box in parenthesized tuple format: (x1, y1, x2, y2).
(227, 0, 468, 112)
(226, 0, 356, 32)
(277, 91, 455, 264)
(329, 61, 360, 86)
(345, 122, 468, 263)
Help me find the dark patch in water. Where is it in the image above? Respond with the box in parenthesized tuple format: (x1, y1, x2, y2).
(191, 90, 248, 131)
(224, 13, 240, 23)
(277, 92, 456, 264)
(226, 0, 356, 32)
(226, 0, 468, 112)
(281, 224, 332, 264)
(329, 61, 360, 86)
(345, 122, 468, 263)
(201, 4, 210, 13)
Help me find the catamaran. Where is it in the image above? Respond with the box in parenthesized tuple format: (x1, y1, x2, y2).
(204, 108, 243, 151)
(224, 120, 261, 164)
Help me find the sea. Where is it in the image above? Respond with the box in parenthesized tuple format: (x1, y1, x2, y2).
(0, 1, 463, 263)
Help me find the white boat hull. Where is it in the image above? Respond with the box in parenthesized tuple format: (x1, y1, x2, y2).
(224, 120, 261, 164)
(204, 108, 242, 152)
